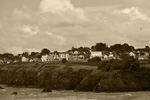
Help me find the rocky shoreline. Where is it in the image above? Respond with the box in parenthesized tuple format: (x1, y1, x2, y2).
(0, 61, 150, 92)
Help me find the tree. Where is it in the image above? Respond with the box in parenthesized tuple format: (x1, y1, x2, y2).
(54, 51, 59, 55)
(62, 58, 67, 64)
(30, 52, 40, 57)
(41, 48, 50, 55)
(109, 44, 122, 52)
(122, 43, 134, 52)
(22, 52, 29, 58)
(145, 46, 150, 52)
(91, 42, 108, 51)
(109, 43, 134, 54)
(88, 57, 101, 62)
(1, 53, 14, 60)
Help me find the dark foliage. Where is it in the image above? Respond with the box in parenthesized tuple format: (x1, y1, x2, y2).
(41, 48, 50, 55)
(61, 58, 67, 64)
(98, 57, 140, 72)
(88, 57, 101, 62)
(91, 42, 108, 51)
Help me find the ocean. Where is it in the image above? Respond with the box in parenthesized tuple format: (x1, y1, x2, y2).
(0, 85, 150, 100)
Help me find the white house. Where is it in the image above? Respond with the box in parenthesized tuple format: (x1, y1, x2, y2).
(21, 56, 29, 62)
(59, 53, 69, 61)
(41, 55, 54, 62)
(129, 52, 136, 58)
(90, 51, 103, 58)
(138, 52, 149, 60)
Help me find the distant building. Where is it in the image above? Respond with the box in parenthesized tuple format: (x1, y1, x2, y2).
(90, 51, 103, 58)
(103, 54, 108, 60)
(129, 52, 136, 58)
(138, 52, 149, 60)
(0, 59, 3, 64)
(21, 56, 29, 62)
(41, 55, 53, 62)
(59, 52, 69, 61)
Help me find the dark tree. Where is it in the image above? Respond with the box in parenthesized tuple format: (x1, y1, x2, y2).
(78, 47, 90, 54)
(54, 51, 59, 55)
(109, 43, 134, 54)
(22, 52, 29, 57)
(41, 48, 50, 55)
(91, 42, 108, 51)
(62, 58, 67, 64)
(30, 52, 40, 57)
(145, 46, 150, 52)
(1, 53, 14, 60)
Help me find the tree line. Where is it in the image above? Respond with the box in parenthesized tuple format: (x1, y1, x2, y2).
(0, 42, 150, 62)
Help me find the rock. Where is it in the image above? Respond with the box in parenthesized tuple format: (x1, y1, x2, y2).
(0, 86, 4, 89)
(11, 92, 18, 95)
(42, 87, 52, 92)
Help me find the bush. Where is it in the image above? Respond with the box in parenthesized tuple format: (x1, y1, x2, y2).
(98, 57, 140, 72)
(61, 58, 67, 64)
(88, 57, 101, 62)
(98, 59, 121, 71)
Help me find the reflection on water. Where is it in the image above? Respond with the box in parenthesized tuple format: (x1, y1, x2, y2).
(0, 85, 150, 100)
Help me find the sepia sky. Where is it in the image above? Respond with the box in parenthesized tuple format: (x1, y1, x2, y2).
(0, 0, 150, 54)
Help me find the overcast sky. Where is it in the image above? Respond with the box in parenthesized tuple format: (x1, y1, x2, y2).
(0, 0, 150, 54)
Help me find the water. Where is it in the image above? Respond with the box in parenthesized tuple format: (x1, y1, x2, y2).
(0, 85, 150, 100)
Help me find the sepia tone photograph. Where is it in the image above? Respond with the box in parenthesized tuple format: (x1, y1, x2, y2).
(0, 0, 150, 99)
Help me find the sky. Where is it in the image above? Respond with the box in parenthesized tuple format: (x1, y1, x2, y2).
(0, 0, 150, 54)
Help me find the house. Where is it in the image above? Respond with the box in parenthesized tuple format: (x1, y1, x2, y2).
(90, 51, 103, 58)
(59, 52, 69, 61)
(41, 55, 47, 62)
(53, 54, 59, 60)
(102, 54, 108, 60)
(41, 55, 54, 62)
(129, 52, 136, 58)
(67, 50, 86, 61)
(138, 52, 149, 60)
(108, 52, 115, 59)
(78, 54, 85, 60)
(21, 56, 29, 62)
(0, 59, 3, 64)
(71, 51, 79, 61)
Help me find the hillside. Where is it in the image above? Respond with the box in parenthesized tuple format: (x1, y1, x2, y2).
(0, 61, 150, 92)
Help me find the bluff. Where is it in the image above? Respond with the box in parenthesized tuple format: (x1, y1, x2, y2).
(0, 60, 150, 92)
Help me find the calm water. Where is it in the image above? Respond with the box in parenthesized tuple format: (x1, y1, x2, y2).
(0, 85, 150, 100)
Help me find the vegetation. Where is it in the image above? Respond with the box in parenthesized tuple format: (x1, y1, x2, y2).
(88, 57, 101, 62)
(98, 57, 140, 72)
(41, 48, 50, 55)
(0, 59, 150, 92)
(61, 58, 67, 64)
(91, 42, 108, 51)
(0, 42, 150, 93)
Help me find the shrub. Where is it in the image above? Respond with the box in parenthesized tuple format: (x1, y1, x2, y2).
(98, 57, 140, 72)
(88, 57, 101, 62)
(61, 58, 67, 64)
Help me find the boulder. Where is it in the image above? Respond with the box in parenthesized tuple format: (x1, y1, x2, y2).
(11, 92, 18, 95)
(42, 87, 52, 92)
(0, 86, 4, 89)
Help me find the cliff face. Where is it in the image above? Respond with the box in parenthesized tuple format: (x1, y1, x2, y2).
(0, 62, 150, 92)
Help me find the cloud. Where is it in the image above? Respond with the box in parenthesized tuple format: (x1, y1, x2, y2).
(45, 31, 66, 45)
(13, 8, 31, 19)
(20, 25, 39, 36)
(113, 7, 148, 20)
(40, 0, 73, 13)
(1, 0, 150, 54)
(39, 0, 87, 21)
